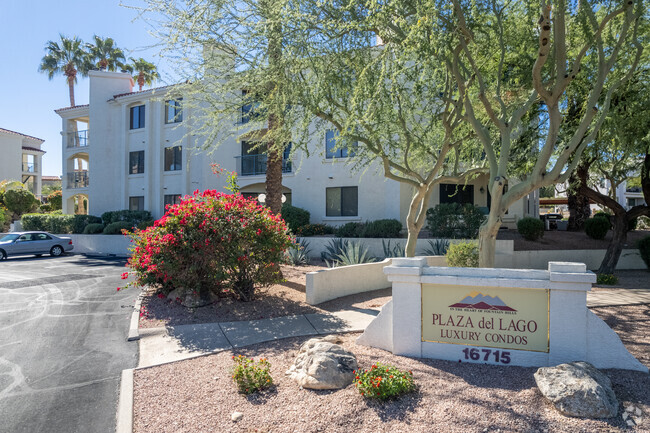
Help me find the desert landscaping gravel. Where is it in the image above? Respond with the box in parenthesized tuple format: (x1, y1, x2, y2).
(133, 303, 650, 433)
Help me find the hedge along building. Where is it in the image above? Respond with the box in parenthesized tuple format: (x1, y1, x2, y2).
(55, 70, 539, 227)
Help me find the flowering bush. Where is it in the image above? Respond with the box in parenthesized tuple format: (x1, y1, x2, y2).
(123, 190, 293, 301)
(231, 355, 273, 394)
(354, 363, 416, 400)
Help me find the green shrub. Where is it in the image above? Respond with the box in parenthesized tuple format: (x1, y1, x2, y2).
(231, 355, 273, 394)
(83, 223, 105, 234)
(638, 235, 650, 269)
(584, 217, 610, 240)
(101, 210, 152, 225)
(335, 222, 365, 238)
(354, 363, 416, 400)
(517, 217, 545, 241)
(103, 221, 134, 234)
(4, 189, 38, 216)
(420, 239, 450, 256)
(125, 191, 292, 301)
(596, 273, 619, 285)
(136, 220, 155, 230)
(39, 203, 52, 213)
(22, 213, 49, 231)
(72, 215, 102, 234)
(280, 204, 310, 233)
(361, 219, 402, 238)
(426, 203, 486, 239)
(47, 191, 63, 210)
(445, 241, 479, 267)
(294, 223, 334, 237)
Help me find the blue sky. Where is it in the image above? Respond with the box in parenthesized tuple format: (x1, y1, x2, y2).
(0, 0, 171, 177)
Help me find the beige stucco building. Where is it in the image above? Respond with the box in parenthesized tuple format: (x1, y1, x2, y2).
(56, 70, 538, 228)
(0, 128, 45, 198)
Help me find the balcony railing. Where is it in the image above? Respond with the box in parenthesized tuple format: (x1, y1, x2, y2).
(67, 171, 89, 189)
(22, 162, 35, 173)
(235, 154, 292, 176)
(67, 130, 89, 148)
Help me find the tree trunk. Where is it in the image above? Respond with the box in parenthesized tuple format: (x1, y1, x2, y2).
(568, 161, 591, 231)
(478, 217, 500, 268)
(138, 73, 144, 91)
(598, 212, 627, 274)
(67, 76, 75, 107)
(404, 186, 430, 257)
(265, 143, 283, 215)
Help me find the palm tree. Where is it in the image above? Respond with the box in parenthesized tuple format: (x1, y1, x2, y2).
(126, 58, 159, 91)
(38, 35, 89, 107)
(86, 35, 126, 71)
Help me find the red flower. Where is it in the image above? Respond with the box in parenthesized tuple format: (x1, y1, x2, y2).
(120, 272, 129, 279)
(116, 287, 121, 291)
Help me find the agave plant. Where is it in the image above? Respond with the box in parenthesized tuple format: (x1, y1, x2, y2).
(381, 239, 405, 258)
(286, 239, 311, 266)
(326, 241, 377, 268)
(320, 238, 350, 262)
(420, 239, 450, 256)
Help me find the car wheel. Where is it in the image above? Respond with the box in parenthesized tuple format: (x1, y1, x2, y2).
(50, 246, 64, 257)
(0, 250, 6, 260)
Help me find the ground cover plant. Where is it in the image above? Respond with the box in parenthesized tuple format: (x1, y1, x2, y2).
(231, 355, 273, 395)
(124, 190, 293, 301)
(354, 363, 416, 400)
(596, 274, 618, 285)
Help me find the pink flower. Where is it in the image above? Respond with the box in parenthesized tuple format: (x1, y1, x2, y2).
(120, 272, 129, 280)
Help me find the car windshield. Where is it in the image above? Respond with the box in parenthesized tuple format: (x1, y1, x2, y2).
(0, 234, 20, 242)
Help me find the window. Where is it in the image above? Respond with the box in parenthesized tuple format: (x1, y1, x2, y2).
(165, 99, 183, 123)
(164, 194, 182, 210)
(130, 105, 145, 129)
(440, 184, 474, 205)
(240, 90, 259, 124)
(129, 196, 144, 211)
(164, 146, 182, 171)
(325, 130, 357, 159)
(326, 187, 358, 216)
(35, 233, 52, 240)
(129, 151, 145, 174)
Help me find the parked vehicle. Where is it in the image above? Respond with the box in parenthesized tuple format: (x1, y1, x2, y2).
(0, 232, 74, 260)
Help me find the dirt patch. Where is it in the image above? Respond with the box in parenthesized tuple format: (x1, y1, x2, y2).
(133, 304, 650, 433)
(498, 228, 650, 251)
(138, 263, 392, 328)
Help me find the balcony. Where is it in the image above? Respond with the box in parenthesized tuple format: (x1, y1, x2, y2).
(235, 154, 292, 176)
(67, 171, 89, 189)
(22, 162, 36, 173)
(67, 130, 89, 148)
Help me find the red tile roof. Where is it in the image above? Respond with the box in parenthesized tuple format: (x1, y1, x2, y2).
(42, 176, 61, 181)
(0, 128, 44, 142)
(112, 85, 172, 99)
(54, 104, 89, 113)
(22, 146, 46, 153)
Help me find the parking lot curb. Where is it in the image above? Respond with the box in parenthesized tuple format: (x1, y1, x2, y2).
(116, 368, 134, 433)
(127, 293, 143, 342)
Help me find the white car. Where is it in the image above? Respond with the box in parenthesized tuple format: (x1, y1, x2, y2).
(0, 232, 74, 260)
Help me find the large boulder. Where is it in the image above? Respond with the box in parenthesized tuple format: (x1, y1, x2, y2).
(167, 288, 219, 308)
(286, 336, 358, 390)
(534, 361, 618, 418)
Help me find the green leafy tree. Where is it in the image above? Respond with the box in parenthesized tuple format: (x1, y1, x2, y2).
(442, 0, 646, 266)
(86, 35, 126, 71)
(125, 57, 159, 91)
(38, 35, 89, 107)
(4, 189, 38, 218)
(47, 190, 63, 211)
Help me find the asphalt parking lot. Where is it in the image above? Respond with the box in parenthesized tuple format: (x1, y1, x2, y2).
(0, 254, 139, 433)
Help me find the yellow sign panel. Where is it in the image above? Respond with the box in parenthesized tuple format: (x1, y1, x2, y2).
(421, 284, 549, 353)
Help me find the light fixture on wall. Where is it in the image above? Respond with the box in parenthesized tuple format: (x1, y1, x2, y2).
(480, 186, 485, 194)
(328, 174, 334, 179)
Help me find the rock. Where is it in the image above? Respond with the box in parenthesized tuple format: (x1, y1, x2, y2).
(534, 362, 618, 418)
(286, 337, 357, 390)
(231, 412, 243, 422)
(627, 420, 635, 427)
(167, 288, 219, 308)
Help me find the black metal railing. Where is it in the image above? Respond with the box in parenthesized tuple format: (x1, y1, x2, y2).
(67, 130, 89, 148)
(22, 162, 35, 173)
(67, 171, 89, 189)
(235, 154, 292, 176)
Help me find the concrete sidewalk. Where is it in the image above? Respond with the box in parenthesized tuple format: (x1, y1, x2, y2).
(137, 309, 378, 368)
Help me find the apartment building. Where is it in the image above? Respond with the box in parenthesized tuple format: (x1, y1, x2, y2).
(55, 70, 537, 227)
(0, 128, 45, 198)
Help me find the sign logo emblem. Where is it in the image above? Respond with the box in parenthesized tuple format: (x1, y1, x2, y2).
(449, 291, 517, 312)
